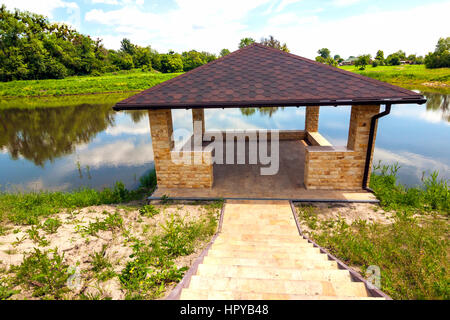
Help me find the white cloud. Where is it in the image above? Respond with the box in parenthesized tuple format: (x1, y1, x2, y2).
(84, 1, 450, 58)
(261, 1, 450, 58)
(275, 0, 303, 12)
(85, 0, 272, 52)
(0, 0, 78, 18)
(331, 0, 361, 7)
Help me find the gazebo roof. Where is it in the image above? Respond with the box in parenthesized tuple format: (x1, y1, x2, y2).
(113, 43, 426, 111)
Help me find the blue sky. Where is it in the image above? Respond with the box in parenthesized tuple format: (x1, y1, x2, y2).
(1, 0, 449, 58)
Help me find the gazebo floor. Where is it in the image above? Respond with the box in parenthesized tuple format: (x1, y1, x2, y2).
(150, 140, 377, 203)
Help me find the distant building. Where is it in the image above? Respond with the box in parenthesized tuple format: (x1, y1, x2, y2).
(340, 57, 357, 66)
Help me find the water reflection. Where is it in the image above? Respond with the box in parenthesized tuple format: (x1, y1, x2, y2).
(423, 92, 449, 122)
(0, 91, 448, 191)
(0, 104, 115, 166)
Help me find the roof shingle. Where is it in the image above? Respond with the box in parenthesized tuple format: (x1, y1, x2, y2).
(114, 43, 426, 110)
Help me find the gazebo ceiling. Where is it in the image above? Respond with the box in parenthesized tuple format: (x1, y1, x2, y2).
(113, 43, 426, 111)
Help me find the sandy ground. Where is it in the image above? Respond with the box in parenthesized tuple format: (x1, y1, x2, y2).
(295, 202, 394, 234)
(0, 200, 219, 300)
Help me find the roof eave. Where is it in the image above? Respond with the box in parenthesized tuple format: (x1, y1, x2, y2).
(113, 96, 427, 111)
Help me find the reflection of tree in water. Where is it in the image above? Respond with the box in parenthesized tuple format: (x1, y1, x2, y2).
(0, 104, 115, 166)
(124, 110, 148, 123)
(240, 106, 285, 117)
(423, 92, 449, 122)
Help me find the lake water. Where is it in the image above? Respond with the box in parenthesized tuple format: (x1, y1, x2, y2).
(0, 91, 448, 192)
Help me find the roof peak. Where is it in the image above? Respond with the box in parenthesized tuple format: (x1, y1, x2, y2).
(114, 43, 425, 110)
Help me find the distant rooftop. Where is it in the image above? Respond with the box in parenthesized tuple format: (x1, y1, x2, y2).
(114, 43, 425, 111)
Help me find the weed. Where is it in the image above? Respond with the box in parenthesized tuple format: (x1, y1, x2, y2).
(26, 225, 49, 247)
(11, 248, 71, 299)
(139, 205, 160, 218)
(81, 212, 123, 236)
(42, 218, 62, 234)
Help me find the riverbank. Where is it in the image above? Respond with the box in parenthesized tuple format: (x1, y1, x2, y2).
(340, 64, 450, 94)
(0, 166, 448, 300)
(0, 65, 448, 106)
(0, 69, 180, 98)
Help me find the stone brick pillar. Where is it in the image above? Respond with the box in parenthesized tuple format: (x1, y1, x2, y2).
(305, 106, 320, 132)
(347, 105, 380, 186)
(148, 108, 213, 189)
(148, 109, 174, 187)
(192, 108, 205, 138)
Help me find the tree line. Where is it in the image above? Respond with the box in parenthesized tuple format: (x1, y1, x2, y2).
(315, 37, 450, 70)
(1, 6, 447, 82)
(0, 7, 290, 82)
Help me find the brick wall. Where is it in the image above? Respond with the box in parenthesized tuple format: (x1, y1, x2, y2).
(304, 105, 380, 190)
(148, 109, 213, 188)
(305, 106, 320, 132)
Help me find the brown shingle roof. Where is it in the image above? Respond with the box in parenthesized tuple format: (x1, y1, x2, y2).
(113, 43, 425, 110)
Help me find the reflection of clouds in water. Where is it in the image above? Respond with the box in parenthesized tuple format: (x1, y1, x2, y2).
(391, 105, 449, 125)
(7, 178, 72, 192)
(76, 139, 153, 168)
(373, 147, 450, 182)
(206, 109, 261, 130)
(106, 120, 150, 136)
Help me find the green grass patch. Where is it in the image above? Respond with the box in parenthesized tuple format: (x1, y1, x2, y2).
(370, 162, 449, 214)
(0, 70, 181, 98)
(340, 64, 450, 94)
(0, 169, 158, 225)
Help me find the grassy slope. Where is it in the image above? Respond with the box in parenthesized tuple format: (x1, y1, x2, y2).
(0, 70, 181, 98)
(0, 65, 449, 101)
(340, 64, 450, 93)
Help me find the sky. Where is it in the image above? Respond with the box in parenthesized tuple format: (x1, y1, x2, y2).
(1, 0, 449, 59)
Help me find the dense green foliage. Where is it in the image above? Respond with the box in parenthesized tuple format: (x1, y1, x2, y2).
(425, 37, 450, 69)
(0, 6, 108, 81)
(0, 6, 216, 81)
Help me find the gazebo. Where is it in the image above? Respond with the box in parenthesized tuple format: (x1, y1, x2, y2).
(113, 44, 425, 202)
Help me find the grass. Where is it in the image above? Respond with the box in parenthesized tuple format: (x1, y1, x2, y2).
(296, 164, 449, 300)
(370, 161, 449, 214)
(340, 64, 450, 94)
(0, 69, 181, 98)
(0, 169, 158, 225)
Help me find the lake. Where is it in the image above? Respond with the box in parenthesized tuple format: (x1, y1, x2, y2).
(0, 91, 448, 192)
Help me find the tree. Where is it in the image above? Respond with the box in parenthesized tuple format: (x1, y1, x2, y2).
(425, 37, 450, 68)
(386, 53, 401, 66)
(317, 48, 331, 59)
(260, 35, 289, 52)
(120, 38, 136, 56)
(375, 50, 384, 65)
(333, 54, 343, 63)
(355, 54, 371, 70)
(160, 52, 183, 73)
(220, 48, 230, 57)
(239, 37, 256, 48)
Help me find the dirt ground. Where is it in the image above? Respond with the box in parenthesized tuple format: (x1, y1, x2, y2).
(0, 200, 219, 300)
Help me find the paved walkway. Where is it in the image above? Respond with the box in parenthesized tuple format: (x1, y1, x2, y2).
(180, 200, 383, 300)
